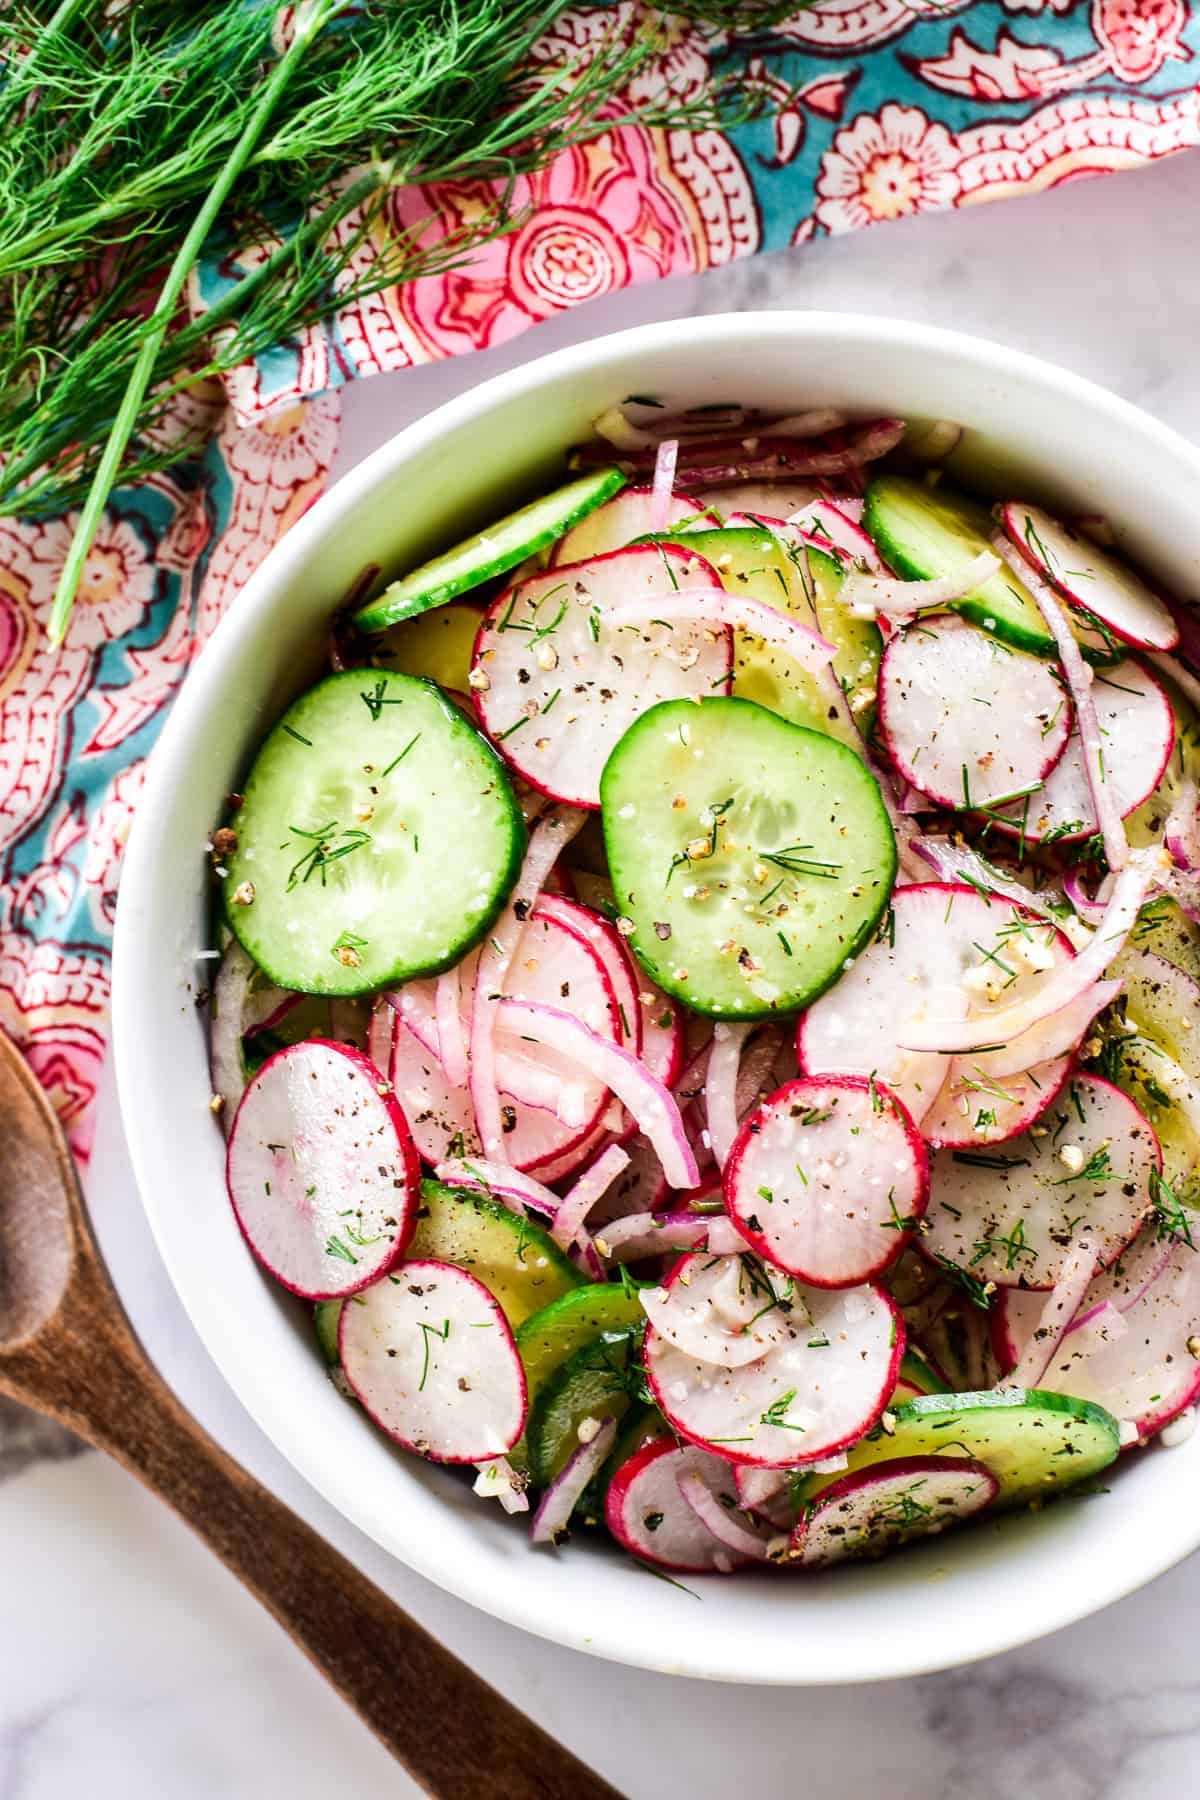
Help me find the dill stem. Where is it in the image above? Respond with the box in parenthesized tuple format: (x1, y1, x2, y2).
(47, 0, 346, 646)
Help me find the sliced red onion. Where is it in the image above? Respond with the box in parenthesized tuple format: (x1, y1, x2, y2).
(474, 1456, 531, 1515)
(706, 1022, 753, 1171)
(768, 408, 849, 439)
(243, 984, 299, 1035)
(579, 418, 905, 484)
(1164, 778, 1200, 872)
(900, 850, 1160, 1056)
(469, 808, 586, 1160)
(649, 437, 679, 536)
(676, 1470, 772, 1561)
(1156, 604, 1200, 680)
(366, 998, 394, 1076)
(434, 1156, 558, 1219)
(839, 550, 1000, 619)
(975, 977, 1121, 1081)
(601, 586, 835, 676)
(734, 1026, 787, 1120)
(210, 941, 257, 1121)
(495, 1000, 700, 1189)
(592, 405, 662, 453)
(530, 1417, 618, 1545)
(1005, 1233, 1100, 1389)
(904, 419, 963, 465)
(908, 837, 1057, 916)
(436, 966, 469, 1088)
(595, 1210, 711, 1262)
(552, 1143, 631, 1251)
(1063, 871, 1107, 925)
(993, 532, 1128, 871)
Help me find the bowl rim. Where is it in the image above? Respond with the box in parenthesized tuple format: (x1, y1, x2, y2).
(113, 310, 1200, 1684)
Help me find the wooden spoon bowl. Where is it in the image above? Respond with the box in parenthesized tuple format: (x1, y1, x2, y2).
(0, 1031, 622, 1799)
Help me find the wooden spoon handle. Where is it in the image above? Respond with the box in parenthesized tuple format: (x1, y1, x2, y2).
(12, 1290, 622, 1799)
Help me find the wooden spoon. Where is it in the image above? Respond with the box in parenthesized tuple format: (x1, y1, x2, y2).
(0, 1032, 624, 1800)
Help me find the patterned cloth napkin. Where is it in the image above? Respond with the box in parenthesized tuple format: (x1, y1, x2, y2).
(2, 0, 1197, 1159)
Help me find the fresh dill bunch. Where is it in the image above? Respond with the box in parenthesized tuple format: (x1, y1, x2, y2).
(0, 0, 786, 640)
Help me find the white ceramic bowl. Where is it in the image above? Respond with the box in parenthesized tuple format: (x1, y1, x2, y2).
(113, 313, 1200, 1684)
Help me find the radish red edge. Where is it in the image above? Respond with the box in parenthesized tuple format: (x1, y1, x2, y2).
(225, 1038, 420, 1302)
(789, 1455, 999, 1567)
(604, 1438, 751, 1574)
(723, 1075, 930, 1288)
(338, 1259, 528, 1465)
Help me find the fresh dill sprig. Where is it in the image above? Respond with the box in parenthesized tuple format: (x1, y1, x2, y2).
(0, 0, 783, 637)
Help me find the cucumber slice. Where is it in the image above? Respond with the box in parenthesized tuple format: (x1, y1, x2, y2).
(660, 526, 876, 744)
(378, 600, 483, 693)
(601, 696, 897, 1018)
(516, 1282, 648, 1482)
(223, 671, 524, 997)
(313, 1299, 343, 1365)
(865, 476, 1058, 658)
(407, 1179, 584, 1328)
(808, 1388, 1121, 1512)
(527, 1332, 644, 1486)
(354, 469, 627, 631)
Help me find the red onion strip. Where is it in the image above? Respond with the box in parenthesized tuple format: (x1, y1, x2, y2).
(601, 586, 836, 674)
(649, 437, 679, 535)
(434, 1156, 559, 1219)
(552, 1143, 631, 1252)
(474, 1456, 530, 1515)
(436, 966, 469, 1087)
(993, 532, 1128, 872)
(677, 1471, 771, 1561)
(1164, 777, 1200, 872)
(706, 1022, 753, 1169)
(530, 1418, 618, 1545)
(469, 809, 586, 1160)
(210, 941, 257, 1123)
(1151, 650, 1200, 713)
(838, 550, 1000, 619)
(1005, 1233, 1100, 1390)
(366, 998, 394, 1076)
(900, 850, 1159, 1056)
(495, 1000, 700, 1190)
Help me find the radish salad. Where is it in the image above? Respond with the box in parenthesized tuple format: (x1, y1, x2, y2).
(209, 400, 1200, 1574)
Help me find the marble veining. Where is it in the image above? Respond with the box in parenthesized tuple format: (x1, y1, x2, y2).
(3, 146, 1199, 1799)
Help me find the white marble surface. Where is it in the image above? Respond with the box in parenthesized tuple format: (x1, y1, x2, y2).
(5, 148, 1200, 1799)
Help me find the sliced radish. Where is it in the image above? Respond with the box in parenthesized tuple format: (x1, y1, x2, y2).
(677, 1471, 772, 1561)
(493, 999, 698, 1189)
(924, 1073, 1159, 1289)
(1035, 1238, 1200, 1437)
(339, 1259, 526, 1464)
(584, 1132, 669, 1227)
(1002, 502, 1180, 652)
(921, 1057, 1071, 1149)
(724, 1076, 929, 1287)
(533, 894, 642, 1056)
(388, 1018, 479, 1165)
(473, 545, 731, 808)
(530, 1416, 618, 1545)
(899, 850, 1161, 1058)
(878, 615, 1071, 809)
(780, 503, 889, 575)
(797, 883, 1075, 1130)
(649, 437, 679, 534)
(435, 967, 469, 1088)
(791, 1456, 997, 1566)
(643, 1255, 902, 1467)
(549, 486, 717, 564)
(604, 1438, 751, 1573)
(639, 1249, 800, 1368)
(225, 1039, 419, 1300)
(987, 657, 1173, 848)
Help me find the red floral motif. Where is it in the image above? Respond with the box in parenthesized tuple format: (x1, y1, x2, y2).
(914, 28, 1071, 99)
(815, 103, 961, 232)
(389, 125, 755, 360)
(774, 0, 972, 54)
(1094, 0, 1190, 78)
